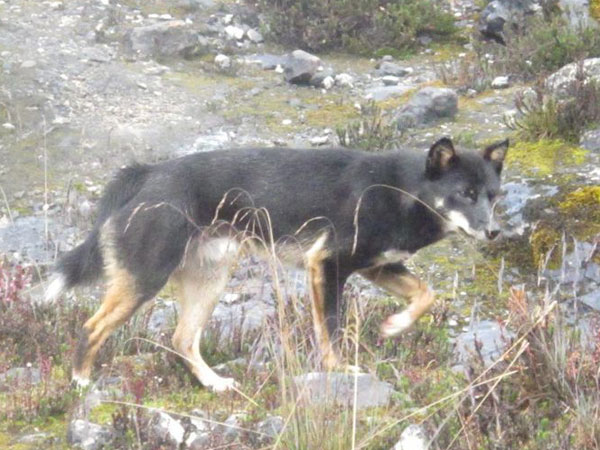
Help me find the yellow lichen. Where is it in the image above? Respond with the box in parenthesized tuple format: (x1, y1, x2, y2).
(591, 0, 600, 21)
(506, 139, 588, 177)
(530, 225, 562, 269)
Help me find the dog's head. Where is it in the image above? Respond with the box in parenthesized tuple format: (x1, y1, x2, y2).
(423, 137, 509, 241)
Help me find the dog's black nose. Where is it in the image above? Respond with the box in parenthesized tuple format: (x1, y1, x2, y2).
(485, 229, 500, 240)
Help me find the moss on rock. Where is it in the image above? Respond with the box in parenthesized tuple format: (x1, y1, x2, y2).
(506, 139, 588, 177)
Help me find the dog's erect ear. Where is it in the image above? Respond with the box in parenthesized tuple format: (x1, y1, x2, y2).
(482, 139, 509, 174)
(426, 137, 457, 178)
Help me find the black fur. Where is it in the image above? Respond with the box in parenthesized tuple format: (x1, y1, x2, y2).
(55, 164, 152, 288)
(56, 142, 506, 306)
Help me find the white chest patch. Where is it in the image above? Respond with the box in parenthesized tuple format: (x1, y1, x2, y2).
(373, 249, 412, 266)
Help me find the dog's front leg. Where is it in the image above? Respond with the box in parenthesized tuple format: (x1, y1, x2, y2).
(360, 263, 435, 336)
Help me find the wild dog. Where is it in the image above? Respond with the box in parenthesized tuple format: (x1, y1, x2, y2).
(45, 137, 508, 392)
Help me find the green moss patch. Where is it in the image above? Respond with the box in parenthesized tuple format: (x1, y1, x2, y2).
(506, 139, 588, 177)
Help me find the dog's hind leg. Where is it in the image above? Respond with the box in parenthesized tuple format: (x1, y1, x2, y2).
(305, 234, 350, 370)
(360, 263, 435, 337)
(170, 250, 236, 392)
(73, 267, 144, 387)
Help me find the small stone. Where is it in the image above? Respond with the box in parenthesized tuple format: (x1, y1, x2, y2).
(67, 420, 112, 450)
(215, 54, 231, 69)
(491, 76, 510, 89)
(246, 29, 263, 43)
(224, 25, 245, 41)
(2, 123, 15, 131)
(281, 119, 292, 126)
(149, 412, 185, 446)
(382, 75, 400, 86)
(310, 135, 330, 146)
(322, 76, 334, 89)
(393, 424, 428, 450)
(335, 73, 354, 87)
(20, 60, 37, 69)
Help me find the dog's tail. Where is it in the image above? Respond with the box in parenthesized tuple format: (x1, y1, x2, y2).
(45, 164, 152, 302)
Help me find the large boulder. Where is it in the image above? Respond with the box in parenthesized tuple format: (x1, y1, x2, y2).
(126, 21, 205, 58)
(395, 87, 458, 130)
(284, 50, 322, 84)
(546, 57, 600, 98)
(478, 0, 541, 45)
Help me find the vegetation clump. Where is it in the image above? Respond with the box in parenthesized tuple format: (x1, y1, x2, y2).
(336, 101, 399, 151)
(513, 73, 600, 143)
(254, 0, 457, 55)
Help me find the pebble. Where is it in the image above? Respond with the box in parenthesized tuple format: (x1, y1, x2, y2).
(20, 60, 37, 69)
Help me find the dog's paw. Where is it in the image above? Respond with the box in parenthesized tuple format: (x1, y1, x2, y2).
(381, 311, 414, 337)
(205, 376, 238, 393)
(71, 375, 91, 393)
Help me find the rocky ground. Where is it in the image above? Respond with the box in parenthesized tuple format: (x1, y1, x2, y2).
(1, 0, 599, 448)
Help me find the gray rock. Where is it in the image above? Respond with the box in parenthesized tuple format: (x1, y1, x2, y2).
(382, 75, 401, 86)
(219, 412, 248, 440)
(395, 87, 458, 130)
(148, 300, 178, 335)
(224, 25, 245, 41)
(17, 433, 50, 444)
(186, 431, 211, 449)
(253, 415, 284, 446)
(149, 412, 185, 447)
(375, 61, 411, 77)
(0, 366, 42, 390)
(580, 127, 600, 152)
(215, 53, 231, 70)
(559, 0, 599, 29)
(284, 50, 322, 84)
(293, 372, 394, 409)
(126, 20, 204, 58)
(335, 73, 354, 87)
(211, 299, 276, 344)
(546, 58, 600, 98)
(257, 415, 284, 438)
(67, 420, 112, 450)
(579, 288, 600, 311)
(310, 68, 336, 87)
(246, 53, 287, 70)
(246, 28, 263, 43)
(454, 320, 514, 370)
(393, 424, 428, 450)
(365, 85, 413, 101)
(479, 0, 541, 45)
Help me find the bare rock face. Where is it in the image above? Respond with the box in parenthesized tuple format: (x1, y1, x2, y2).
(293, 372, 395, 409)
(546, 57, 600, 98)
(126, 20, 205, 58)
(284, 50, 322, 84)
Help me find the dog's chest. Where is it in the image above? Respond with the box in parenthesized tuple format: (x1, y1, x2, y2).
(371, 248, 412, 266)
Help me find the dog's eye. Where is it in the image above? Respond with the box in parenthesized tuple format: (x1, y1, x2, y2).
(488, 191, 497, 202)
(462, 188, 477, 201)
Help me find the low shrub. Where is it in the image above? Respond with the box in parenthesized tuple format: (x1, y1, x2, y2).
(511, 68, 600, 142)
(336, 101, 399, 151)
(254, 0, 457, 55)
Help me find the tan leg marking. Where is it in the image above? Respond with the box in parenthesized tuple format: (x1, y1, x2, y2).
(361, 266, 435, 336)
(170, 241, 237, 392)
(304, 234, 338, 370)
(73, 267, 139, 385)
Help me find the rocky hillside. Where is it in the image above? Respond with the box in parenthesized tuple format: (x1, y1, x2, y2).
(1, 0, 599, 448)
